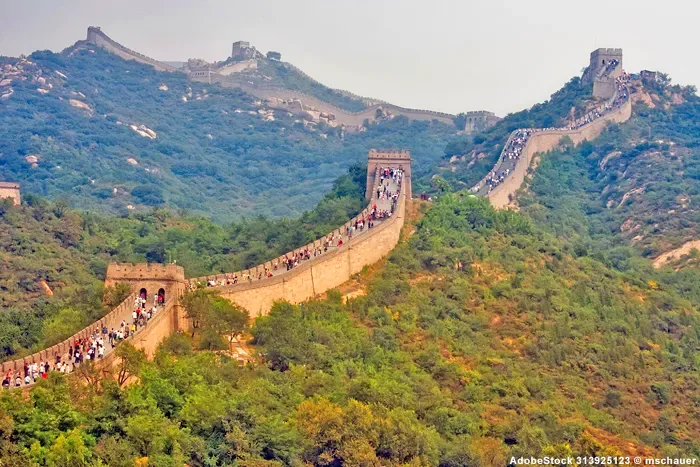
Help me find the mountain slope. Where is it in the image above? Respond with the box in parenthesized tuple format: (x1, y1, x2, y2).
(518, 75, 700, 269)
(0, 45, 455, 222)
(1, 196, 698, 465)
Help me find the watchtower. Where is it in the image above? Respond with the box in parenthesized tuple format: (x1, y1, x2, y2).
(464, 111, 501, 133)
(366, 149, 412, 199)
(584, 48, 623, 83)
(86, 26, 101, 43)
(0, 182, 20, 206)
(105, 263, 188, 330)
(232, 41, 251, 58)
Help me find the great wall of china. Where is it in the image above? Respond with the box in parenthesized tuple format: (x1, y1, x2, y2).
(474, 49, 631, 208)
(85, 27, 177, 72)
(82, 27, 498, 131)
(0, 43, 634, 380)
(0, 150, 412, 376)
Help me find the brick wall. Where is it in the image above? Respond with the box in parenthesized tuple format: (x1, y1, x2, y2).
(487, 98, 632, 209)
(217, 187, 406, 316)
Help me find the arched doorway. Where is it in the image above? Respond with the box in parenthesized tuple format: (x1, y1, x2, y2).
(157, 288, 165, 306)
(139, 288, 148, 302)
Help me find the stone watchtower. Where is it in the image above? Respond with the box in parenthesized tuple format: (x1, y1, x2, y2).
(588, 48, 623, 78)
(0, 182, 21, 206)
(232, 41, 251, 59)
(105, 263, 188, 330)
(463, 111, 501, 133)
(365, 149, 412, 200)
(584, 48, 623, 99)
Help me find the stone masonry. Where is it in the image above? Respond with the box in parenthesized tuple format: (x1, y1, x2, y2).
(0, 182, 20, 206)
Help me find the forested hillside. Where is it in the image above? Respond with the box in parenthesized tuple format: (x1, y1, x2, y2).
(2, 196, 698, 465)
(0, 166, 366, 360)
(519, 76, 700, 268)
(0, 45, 454, 222)
(236, 58, 370, 112)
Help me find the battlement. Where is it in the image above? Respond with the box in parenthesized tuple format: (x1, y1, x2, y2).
(0, 182, 21, 206)
(464, 110, 496, 117)
(368, 149, 411, 161)
(590, 48, 622, 58)
(105, 263, 185, 283)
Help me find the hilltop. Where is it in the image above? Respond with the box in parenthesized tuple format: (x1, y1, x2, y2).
(0, 39, 456, 221)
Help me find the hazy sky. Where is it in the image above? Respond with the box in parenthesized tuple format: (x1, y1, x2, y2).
(0, 0, 695, 116)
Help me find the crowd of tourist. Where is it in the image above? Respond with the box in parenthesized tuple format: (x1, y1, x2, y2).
(1, 294, 163, 389)
(476, 66, 630, 195)
(191, 167, 404, 290)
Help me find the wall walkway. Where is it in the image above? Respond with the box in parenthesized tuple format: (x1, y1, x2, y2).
(1, 158, 410, 382)
(473, 68, 632, 209)
(86, 27, 177, 72)
(187, 165, 409, 315)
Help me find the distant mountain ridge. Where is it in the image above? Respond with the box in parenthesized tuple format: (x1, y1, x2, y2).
(82, 26, 500, 133)
(0, 42, 456, 220)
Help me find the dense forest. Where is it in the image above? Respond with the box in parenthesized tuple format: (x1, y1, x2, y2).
(0, 165, 367, 360)
(2, 195, 698, 465)
(0, 45, 454, 222)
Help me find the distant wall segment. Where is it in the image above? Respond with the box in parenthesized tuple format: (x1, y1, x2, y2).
(84, 27, 497, 130)
(86, 27, 177, 72)
(223, 81, 458, 127)
(487, 97, 631, 209)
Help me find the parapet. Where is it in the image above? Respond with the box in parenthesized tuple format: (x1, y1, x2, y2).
(105, 263, 185, 282)
(464, 110, 496, 117)
(368, 149, 411, 161)
(590, 48, 623, 58)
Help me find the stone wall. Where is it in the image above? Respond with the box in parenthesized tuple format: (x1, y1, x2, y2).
(0, 291, 138, 375)
(83, 27, 490, 131)
(593, 79, 616, 100)
(217, 59, 258, 75)
(487, 98, 632, 209)
(0, 182, 20, 206)
(130, 300, 179, 357)
(86, 27, 176, 72)
(226, 81, 457, 127)
(216, 187, 406, 316)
